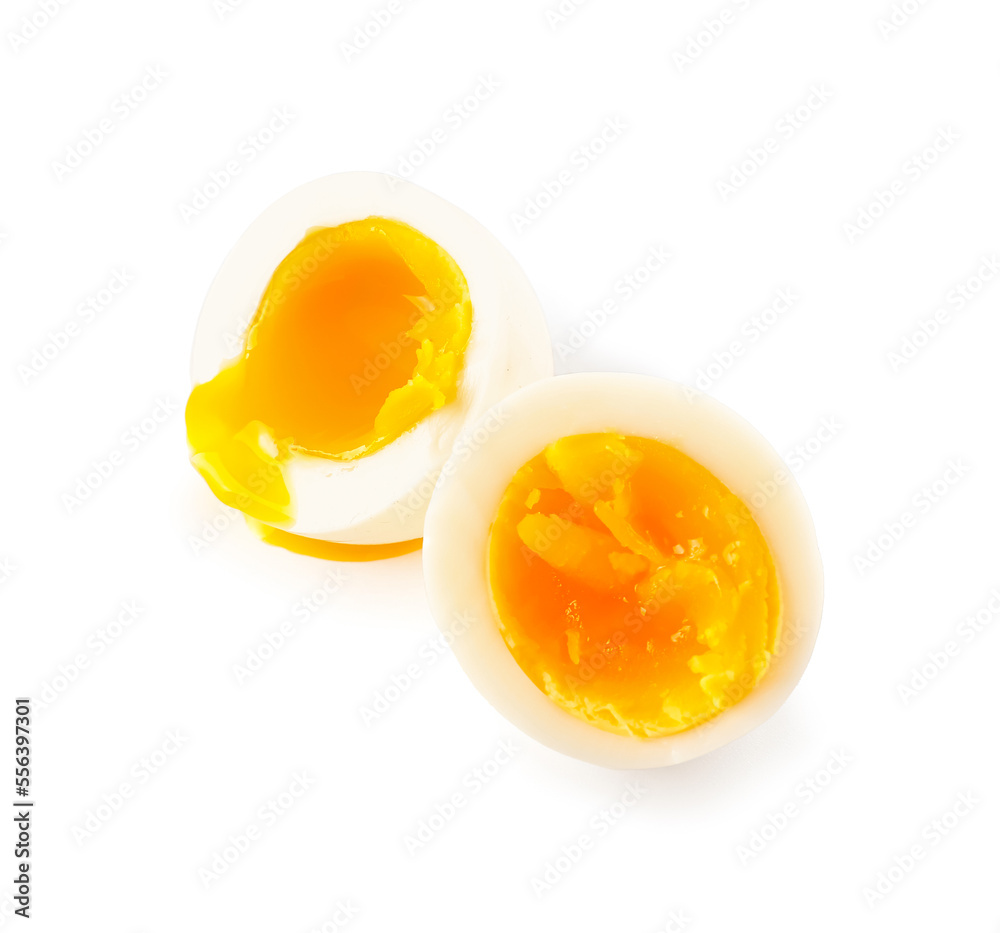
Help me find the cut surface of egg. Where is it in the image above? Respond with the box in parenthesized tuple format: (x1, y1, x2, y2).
(422, 373, 823, 769)
(187, 218, 472, 525)
(186, 173, 552, 552)
(489, 433, 780, 738)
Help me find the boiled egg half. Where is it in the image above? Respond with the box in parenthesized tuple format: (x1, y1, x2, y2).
(186, 172, 552, 556)
(422, 373, 824, 768)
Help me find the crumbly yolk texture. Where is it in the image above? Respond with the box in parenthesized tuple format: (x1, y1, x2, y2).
(488, 434, 780, 737)
(185, 217, 472, 532)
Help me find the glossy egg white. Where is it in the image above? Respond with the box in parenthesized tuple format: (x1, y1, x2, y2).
(189, 172, 552, 544)
(421, 373, 824, 769)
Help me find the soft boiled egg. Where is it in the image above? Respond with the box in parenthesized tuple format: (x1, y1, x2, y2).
(422, 373, 824, 768)
(186, 172, 552, 557)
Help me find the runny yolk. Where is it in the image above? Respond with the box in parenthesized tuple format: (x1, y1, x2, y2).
(488, 433, 781, 737)
(185, 216, 472, 536)
(245, 518, 423, 562)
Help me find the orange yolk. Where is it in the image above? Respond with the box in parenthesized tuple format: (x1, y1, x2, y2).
(488, 433, 780, 737)
(185, 217, 472, 541)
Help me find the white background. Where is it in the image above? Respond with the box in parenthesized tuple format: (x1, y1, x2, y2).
(2, 0, 999, 929)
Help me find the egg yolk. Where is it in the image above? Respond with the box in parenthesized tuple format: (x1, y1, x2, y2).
(488, 434, 780, 737)
(185, 217, 472, 529)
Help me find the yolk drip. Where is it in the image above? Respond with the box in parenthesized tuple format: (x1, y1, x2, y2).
(246, 518, 422, 562)
(488, 434, 780, 737)
(185, 217, 472, 530)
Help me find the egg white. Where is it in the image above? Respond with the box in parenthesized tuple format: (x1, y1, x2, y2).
(421, 373, 824, 769)
(189, 172, 552, 543)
